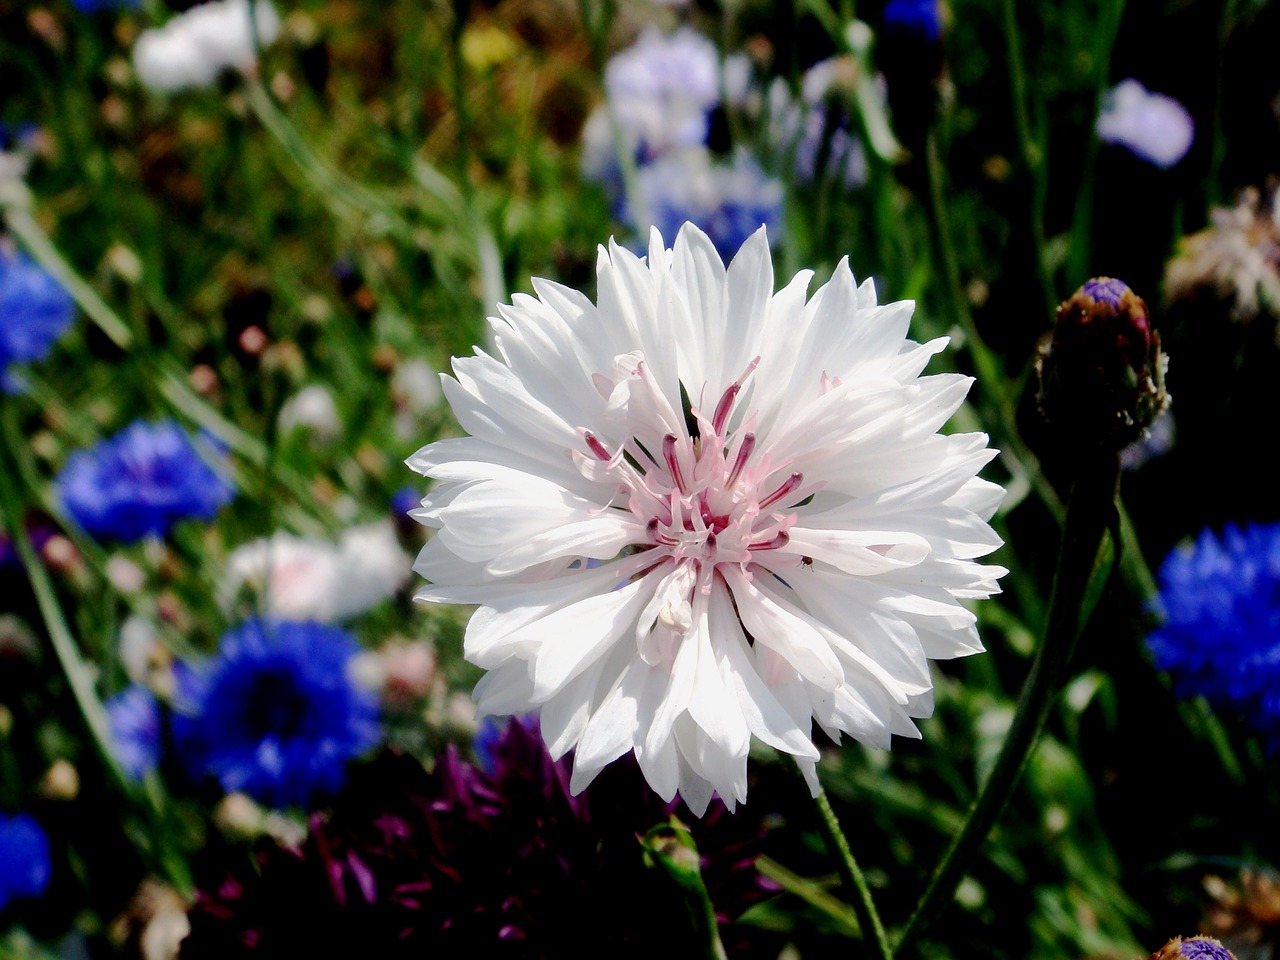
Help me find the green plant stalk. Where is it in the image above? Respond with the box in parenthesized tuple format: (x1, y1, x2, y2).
(1000, 0, 1056, 319)
(1066, 0, 1128, 285)
(640, 819, 730, 960)
(755, 855, 864, 937)
(1206, 0, 1239, 207)
(923, 131, 1064, 524)
(2, 205, 134, 350)
(577, 0, 649, 236)
(895, 452, 1121, 956)
(805, 764, 894, 960)
(0, 444, 127, 793)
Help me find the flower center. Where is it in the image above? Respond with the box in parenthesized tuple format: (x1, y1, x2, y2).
(578, 353, 813, 597)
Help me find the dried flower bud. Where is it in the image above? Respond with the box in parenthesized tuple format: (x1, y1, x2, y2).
(1036, 277, 1170, 452)
(1151, 935, 1237, 960)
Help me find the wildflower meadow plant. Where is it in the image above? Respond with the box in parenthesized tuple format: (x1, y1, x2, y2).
(131, 0, 281, 93)
(173, 619, 381, 807)
(55, 419, 235, 542)
(0, 813, 52, 913)
(1096, 79, 1195, 169)
(1148, 523, 1280, 748)
(408, 222, 1007, 815)
(5, 0, 1280, 955)
(0, 248, 75, 393)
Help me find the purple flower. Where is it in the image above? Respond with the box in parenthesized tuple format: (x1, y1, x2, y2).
(1096, 79, 1194, 169)
(184, 720, 780, 957)
(629, 150, 784, 260)
(55, 420, 235, 542)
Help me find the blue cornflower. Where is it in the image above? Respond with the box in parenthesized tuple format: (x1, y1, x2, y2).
(173, 620, 381, 807)
(71, 0, 141, 11)
(0, 813, 52, 912)
(630, 149, 784, 261)
(55, 420, 235, 543)
(391, 486, 421, 518)
(883, 0, 943, 45)
(1148, 523, 1280, 747)
(106, 685, 162, 781)
(0, 250, 75, 393)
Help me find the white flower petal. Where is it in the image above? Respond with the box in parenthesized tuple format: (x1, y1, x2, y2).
(410, 223, 1005, 814)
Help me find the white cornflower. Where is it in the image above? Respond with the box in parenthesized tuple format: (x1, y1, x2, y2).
(1096, 79, 1194, 169)
(278, 384, 342, 439)
(132, 0, 280, 94)
(1164, 184, 1280, 322)
(408, 224, 1005, 815)
(225, 520, 410, 622)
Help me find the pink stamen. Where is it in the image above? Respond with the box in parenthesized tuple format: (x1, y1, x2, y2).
(663, 434, 687, 494)
(646, 518, 679, 547)
(748, 531, 790, 551)
(711, 357, 761, 435)
(759, 472, 803, 510)
(711, 384, 739, 436)
(584, 431, 611, 461)
(726, 433, 756, 487)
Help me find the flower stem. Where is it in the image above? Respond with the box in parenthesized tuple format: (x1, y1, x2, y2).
(803, 761, 894, 960)
(999, 0, 1055, 320)
(894, 451, 1121, 956)
(0, 444, 127, 793)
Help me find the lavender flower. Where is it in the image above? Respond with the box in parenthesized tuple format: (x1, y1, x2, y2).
(1096, 79, 1194, 169)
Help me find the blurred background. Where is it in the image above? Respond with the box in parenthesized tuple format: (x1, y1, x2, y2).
(2, 0, 1280, 957)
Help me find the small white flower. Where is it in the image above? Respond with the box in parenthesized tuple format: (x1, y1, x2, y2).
(132, 0, 281, 94)
(1096, 79, 1193, 169)
(409, 223, 1006, 815)
(1165, 184, 1280, 322)
(225, 520, 410, 621)
(277, 384, 342, 439)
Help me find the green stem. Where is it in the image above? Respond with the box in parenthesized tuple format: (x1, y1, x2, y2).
(577, 0, 648, 234)
(0, 442, 127, 793)
(1000, 0, 1055, 319)
(756, 855, 863, 937)
(804, 762, 894, 960)
(923, 131, 1064, 523)
(1066, 0, 1127, 284)
(1206, 0, 1238, 207)
(895, 452, 1121, 956)
(2, 206, 134, 350)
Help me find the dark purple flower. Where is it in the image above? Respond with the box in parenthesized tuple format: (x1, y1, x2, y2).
(184, 719, 780, 958)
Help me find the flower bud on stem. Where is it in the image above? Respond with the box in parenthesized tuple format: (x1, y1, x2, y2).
(898, 279, 1156, 955)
